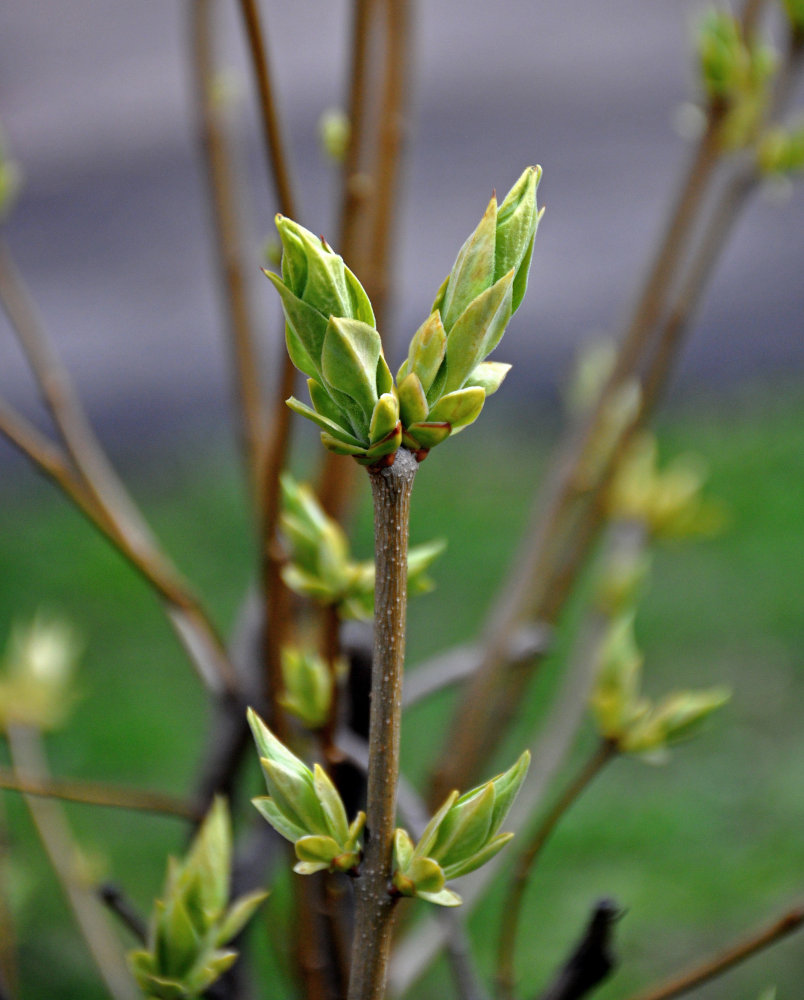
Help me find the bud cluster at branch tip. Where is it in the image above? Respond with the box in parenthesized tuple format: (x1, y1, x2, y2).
(265, 166, 542, 463)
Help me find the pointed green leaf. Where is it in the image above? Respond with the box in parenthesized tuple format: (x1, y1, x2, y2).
(407, 856, 446, 894)
(313, 764, 350, 845)
(319, 433, 368, 457)
(251, 796, 308, 843)
(426, 386, 486, 431)
(376, 353, 394, 396)
(286, 396, 365, 448)
(307, 378, 346, 427)
(442, 831, 515, 880)
(464, 361, 511, 397)
(405, 312, 447, 394)
(494, 166, 542, 312)
(393, 828, 415, 872)
(347, 811, 366, 850)
(414, 791, 458, 860)
(431, 782, 495, 866)
(488, 750, 530, 833)
(265, 272, 328, 380)
(440, 196, 498, 331)
(444, 270, 514, 393)
(262, 759, 325, 835)
(295, 834, 341, 863)
(416, 886, 463, 907)
(215, 890, 268, 946)
(321, 317, 382, 422)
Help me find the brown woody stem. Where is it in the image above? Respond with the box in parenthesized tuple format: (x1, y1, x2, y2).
(347, 448, 418, 1000)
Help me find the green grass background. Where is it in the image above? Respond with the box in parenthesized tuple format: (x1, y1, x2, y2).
(0, 380, 802, 999)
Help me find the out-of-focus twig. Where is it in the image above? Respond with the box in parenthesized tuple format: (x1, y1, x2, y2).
(623, 903, 804, 1000)
(7, 725, 139, 1000)
(236, 0, 297, 219)
(428, 0, 803, 806)
(0, 244, 239, 697)
(0, 767, 199, 821)
(190, 0, 266, 496)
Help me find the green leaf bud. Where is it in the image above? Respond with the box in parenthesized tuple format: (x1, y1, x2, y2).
(426, 386, 486, 431)
(279, 646, 334, 730)
(442, 270, 514, 394)
(248, 710, 364, 873)
(495, 165, 543, 312)
(397, 372, 430, 427)
(369, 393, 401, 445)
(319, 107, 351, 163)
(0, 613, 82, 733)
(590, 614, 646, 741)
(758, 123, 804, 176)
(438, 196, 498, 331)
(394, 752, 528, 904)
(314, 763, 350, 845)
(399, 312, 448, 394)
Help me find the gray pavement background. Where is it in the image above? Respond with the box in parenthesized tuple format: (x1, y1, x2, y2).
(1, 1, 802, 458)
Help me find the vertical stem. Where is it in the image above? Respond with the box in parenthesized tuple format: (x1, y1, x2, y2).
(348, 448, 418, 1000)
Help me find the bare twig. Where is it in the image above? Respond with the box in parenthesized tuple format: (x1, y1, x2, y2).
(0, 246, 239, 697)
(623, 904, 804, 1000)
(190, 0, 266, 494)
(347, 448, 418, 1000)
(236, 0, 297, 219)
(0, 767, 199, 821)
(7, 726, 139, 1000)
(497, 741, 617, 1000)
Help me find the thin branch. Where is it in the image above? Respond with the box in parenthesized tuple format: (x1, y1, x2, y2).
(623, 904, 804, 1000)
(402, 625, 551, 710)
(362, 0, 411, 329)
(0, 767, 199, 821)
(347, 448, 418, 1000)
(190, 0, 266, 495)
(426, 0, 801, 804)
(236, 0, 297, 218)
(0, 245, 239, 697)
(497, 741, 617, 1000)
(6, 726, 139, 1000)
